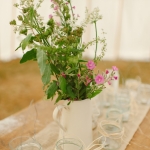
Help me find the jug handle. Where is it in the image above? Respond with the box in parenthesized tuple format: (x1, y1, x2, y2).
(53, 105, 68, 132)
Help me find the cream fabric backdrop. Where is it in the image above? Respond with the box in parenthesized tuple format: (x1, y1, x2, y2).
(0, 0, 150, 61)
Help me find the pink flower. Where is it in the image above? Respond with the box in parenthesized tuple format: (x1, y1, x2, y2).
(77, 14, 80, 17)
(61, 72, 66, 78)
(114, 76, 118, 80)
(105, 69, 109, 74)
(49, 14, 53, 19)
(72, 6, 75, 9)
(95, 74, 104, 84)
(112, 66, 118, 71)
(85, 76, 91, 86)
(77, 74, 81, 78)
(86, 60, 95, 70)
(54, 5, 59, 10)
(51, 0, 57, 4)
(56, 22, 61, 26)
(108, 81, 111, 85)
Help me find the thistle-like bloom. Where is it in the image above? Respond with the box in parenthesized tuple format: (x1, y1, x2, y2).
(86, 60, 95, 70)
(112, 66, 118, 71)
(95, 74, 104, 84)
(72, 6, 75, 9)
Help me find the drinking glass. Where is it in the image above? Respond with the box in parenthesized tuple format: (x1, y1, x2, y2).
(113, 88, 130, 122)
(137, 84, 150, 104)
(9, 136, 42, 150)
(55, 138, 83, 150)
(98, 120, 124, 150)
(106, 109, 122, 124)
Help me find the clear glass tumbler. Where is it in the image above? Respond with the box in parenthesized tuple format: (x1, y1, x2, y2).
(55, 138, 83, 150)
(9, 136, 42, 150)
(98, 120, 124, 150)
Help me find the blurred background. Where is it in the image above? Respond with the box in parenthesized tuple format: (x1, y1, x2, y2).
(0, 0, 150, 119)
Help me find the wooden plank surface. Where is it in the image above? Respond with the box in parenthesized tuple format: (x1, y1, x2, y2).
(0, 100, 150, 150)
(0, 100, 56, 150)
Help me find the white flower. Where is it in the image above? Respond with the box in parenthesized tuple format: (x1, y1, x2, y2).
(81, 7, 102, 27)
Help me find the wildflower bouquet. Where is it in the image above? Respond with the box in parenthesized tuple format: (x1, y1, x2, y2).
(10, 0, 118, 104)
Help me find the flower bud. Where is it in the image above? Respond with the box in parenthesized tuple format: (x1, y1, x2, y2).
(17, 15, 23, 21)
(10, 20, 16, 25)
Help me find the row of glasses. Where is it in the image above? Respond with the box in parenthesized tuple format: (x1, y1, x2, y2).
(103, 87, 131, 123)
(9, 136, 84, 150)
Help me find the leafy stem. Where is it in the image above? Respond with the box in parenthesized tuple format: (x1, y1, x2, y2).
(68, 0, 75, 20)
(94, 21, 98, 59)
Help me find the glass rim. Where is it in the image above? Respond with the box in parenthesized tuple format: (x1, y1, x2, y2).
(9, 136, 42, 150)
(56, 138, 83, 150)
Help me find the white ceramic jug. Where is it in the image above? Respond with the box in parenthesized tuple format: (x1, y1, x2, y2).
(53, 99, 93, 147)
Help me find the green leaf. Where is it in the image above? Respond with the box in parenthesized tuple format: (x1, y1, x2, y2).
(79, 87, 86, 98)
(59, 76, 67, 93)
(67, 86, 75, 99)
(50, 64, 60, 74)
(20, 49, 36, 63)
(15, 43, 21, 51)
(55, 93, 62, 104)
(29, 7, 34, 24)
(46, 81, 58, 99)
(78, 59, 88, 62)
(68, 56, 78, 64)
(21, 33, 32, 50)
(65, 67, 78, 74)
(37, 48, 47, 75)
(37, 48, 51, 86)
(69, 48, 83, 52)
(87, 89, 102, 99)
(42, 63, 51, 85)
(67, 101, 71, 105)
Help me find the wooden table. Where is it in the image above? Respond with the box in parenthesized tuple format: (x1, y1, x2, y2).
(0, 99, 150, 150)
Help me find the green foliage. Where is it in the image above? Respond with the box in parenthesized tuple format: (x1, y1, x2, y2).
(21, 34, 32, 50)
(20, 49, 36, 63)
(37, 48, 51, 86)
(59, 76, 67, 94)
(87, 89, 102, 99)
(46, 81, 58, 99)
(10, 0, 113, 103)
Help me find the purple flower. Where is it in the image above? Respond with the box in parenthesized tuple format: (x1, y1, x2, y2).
(95, 74, 104, 84)
(86, 60, 95, 70)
